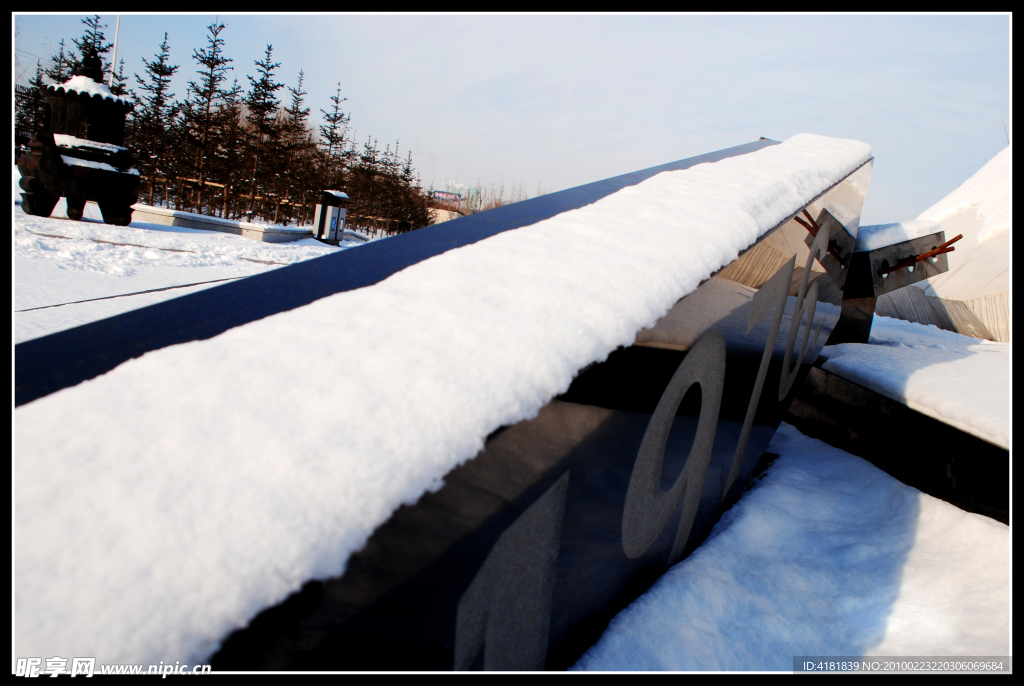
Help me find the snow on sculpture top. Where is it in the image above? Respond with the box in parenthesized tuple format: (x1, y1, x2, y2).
(854, 220, 942, 252)
(15, 133, 873, 667)
(52, 74, 132, 106)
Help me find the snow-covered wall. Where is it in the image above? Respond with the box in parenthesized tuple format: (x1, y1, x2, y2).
(917, 147, 1009, 246)
(15, 134, 872, 666)
(911, 147, 1010, 315)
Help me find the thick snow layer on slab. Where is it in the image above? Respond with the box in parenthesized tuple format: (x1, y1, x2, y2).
(53, 133, 127, 154)
(60, 154, 138, 174)
(854, 220, 941, 252)
(820, 316, 1009, 449)
(917, 147, 1009, 245)
(14, 208, 345, 342)
(53, 74, 130, 105)
(571, 423, 1009, 671)
(15, 134, 872, 665)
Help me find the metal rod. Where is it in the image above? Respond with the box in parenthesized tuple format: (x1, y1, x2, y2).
(793, 215, 815, 236)
(108, 15, 121, 88)
(801, 209, 821, 234)
(794, 211, 845, 265)
(878, 234, 963, 276)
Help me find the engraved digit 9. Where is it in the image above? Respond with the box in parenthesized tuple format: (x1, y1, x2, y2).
(621, 329, 726, 566)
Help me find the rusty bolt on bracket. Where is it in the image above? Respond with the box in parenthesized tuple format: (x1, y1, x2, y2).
(793, 209, 847, 266)
(878, 233, 963, 277)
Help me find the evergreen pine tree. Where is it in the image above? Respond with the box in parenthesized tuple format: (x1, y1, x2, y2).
(131, 33, 179, 205)
(381, 141, 400, 229)
(45, 39, 77, 84)
(400, 149, 415, 187)
(319, 82, 350, 161)
(19, 61, 48, 136)
(283, 70, 311, 135)
(318, 82, 351, 208)
(278, 70, 317, 224)
(350, 136, 381, 232)
(109, 58, 128, 96)
(21, 18, 434, 230)
(72, 15, 114, 81)
(210, 79, 245, 218)
(244, 44, 285, 219)
(392, 148, 431, 233)
(184, 21, 233, 213)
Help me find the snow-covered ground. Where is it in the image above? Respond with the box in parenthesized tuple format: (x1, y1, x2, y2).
(576, 308, 1010, 671)
(13, 176, 358, 343)
(572, 422, 1009, 671)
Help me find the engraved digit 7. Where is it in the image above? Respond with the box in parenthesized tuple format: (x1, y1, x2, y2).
(621, 329, 726, 566)
(779, 219, 831, 401)
(719, 254, 796, 499)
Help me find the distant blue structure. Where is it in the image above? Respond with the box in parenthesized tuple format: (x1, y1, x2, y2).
(433, 190, 462, 203)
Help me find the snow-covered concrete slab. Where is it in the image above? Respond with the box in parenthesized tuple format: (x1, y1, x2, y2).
(820, 316, 1009, 449)
(15, 134, 873, 666)
(130, 204, 313, 242)
(53, 133, 127, 154)
(60, 155, 138, 174)
(571, 422, 1009, 671)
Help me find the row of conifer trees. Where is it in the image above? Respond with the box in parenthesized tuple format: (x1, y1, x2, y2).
(15, 16, 433, 235)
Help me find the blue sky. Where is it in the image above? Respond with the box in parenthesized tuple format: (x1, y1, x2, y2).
(14, 13, 1010, 224)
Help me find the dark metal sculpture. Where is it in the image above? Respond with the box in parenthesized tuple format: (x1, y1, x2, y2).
(24, 139, 949, 671)
(827, 230, 960, 346)
(16, 49, 139, 226)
